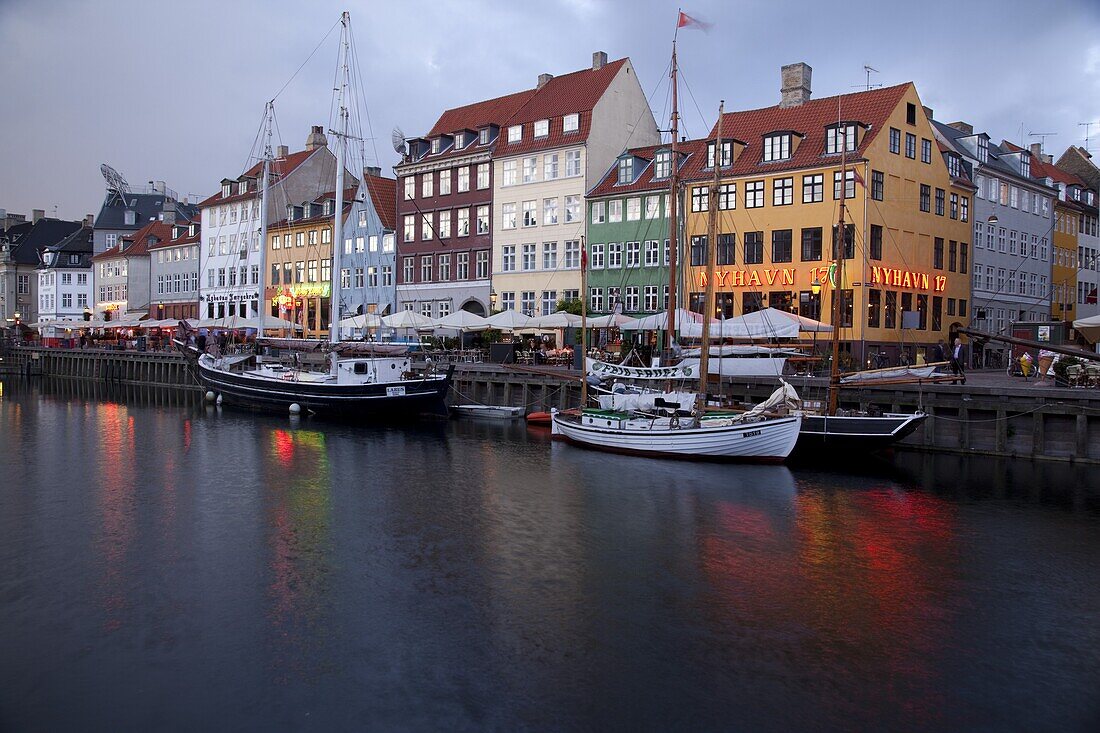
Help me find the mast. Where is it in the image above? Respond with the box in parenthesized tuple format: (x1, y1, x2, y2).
(828, 98, 847, 416)
(580, 234, 588, 407)
(257, 102, 272, 338)
(666, 39, 680, 355)
(696, 100, 723, 420)
(330, 11, 350, 345)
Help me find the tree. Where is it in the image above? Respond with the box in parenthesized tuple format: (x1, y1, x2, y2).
(555, 298, 583, 315)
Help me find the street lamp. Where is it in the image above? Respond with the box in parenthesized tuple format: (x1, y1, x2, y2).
(987, 213, 999, 225)
(489, 288, 497, 312)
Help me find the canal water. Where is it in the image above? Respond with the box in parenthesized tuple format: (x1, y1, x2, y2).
(1, 378, 1098, 732)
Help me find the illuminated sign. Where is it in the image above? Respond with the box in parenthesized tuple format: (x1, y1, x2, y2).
(694, 265, 947, 293)
(870, 266, 946, 292)
(697, 267, 797, 288)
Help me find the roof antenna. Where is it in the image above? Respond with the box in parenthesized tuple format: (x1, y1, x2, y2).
(1079, 121, 1098, 153)
(1028, 131, 1057, 154)
(862, 65, 880, 91)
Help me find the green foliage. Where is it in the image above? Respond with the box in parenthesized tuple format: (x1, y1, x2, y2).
(555, 298, 583, 316)
(1053, 356, 1084, 383)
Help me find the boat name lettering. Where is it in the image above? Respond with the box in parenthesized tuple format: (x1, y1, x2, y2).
(743, 429, 762, 438)
(386, 386, 406, 397)
(587, 359, 694, 380)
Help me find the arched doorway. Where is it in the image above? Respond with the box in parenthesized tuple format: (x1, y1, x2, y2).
(461, 299, 486, 316)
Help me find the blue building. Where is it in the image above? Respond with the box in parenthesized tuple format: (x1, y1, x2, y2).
(338, 167, 397, 324)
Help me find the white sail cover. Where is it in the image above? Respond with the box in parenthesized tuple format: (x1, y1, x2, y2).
(680, 308, 831, 339)
(587, 357, 697, 381)
(840, 365, 941, 383)
(597, 391, 698, 412)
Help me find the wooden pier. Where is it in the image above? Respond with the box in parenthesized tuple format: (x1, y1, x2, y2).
(5, 346, 1100, 464)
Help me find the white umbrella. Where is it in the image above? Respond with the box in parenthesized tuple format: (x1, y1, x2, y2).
(338, 313, 383, 329)
(680, 307, 832, 339)
(529, 311, 583, 328)
(620, 308, 702, 331)
(585, 313, 634, 329)
(198, 315, 301, 330)
(433, 309, 490, 332)
(382, 310, 434, 329)
(1073, 314, 1100, 343)
(485, 309, 534, 330)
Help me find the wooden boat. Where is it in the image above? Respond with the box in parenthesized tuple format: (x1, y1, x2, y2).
(451, 404, 524, 420)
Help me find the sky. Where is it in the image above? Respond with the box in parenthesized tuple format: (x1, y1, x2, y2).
(1, 0, 1099, 221)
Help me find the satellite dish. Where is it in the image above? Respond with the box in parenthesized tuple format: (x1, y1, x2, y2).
(100, 163, 131, 195)
(391, 126, 407, 155)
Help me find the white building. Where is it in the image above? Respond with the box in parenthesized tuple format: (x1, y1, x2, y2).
(37, 225, 94, 322)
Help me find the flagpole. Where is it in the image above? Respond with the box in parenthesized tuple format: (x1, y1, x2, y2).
(580, 234, 588, 409)
(828, 94, 846, 416)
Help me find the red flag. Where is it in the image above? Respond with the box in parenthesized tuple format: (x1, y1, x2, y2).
(581, 246, 588, 271)
(1087, 287, 1097, 305)
(677, 11, 711, 30)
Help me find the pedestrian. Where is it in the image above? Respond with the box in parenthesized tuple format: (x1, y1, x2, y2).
(931, 339, 946, 364)
(950, 338, 966, 385)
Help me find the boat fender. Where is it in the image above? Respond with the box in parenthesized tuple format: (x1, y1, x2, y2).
(216, 394, 223, 405)
(289, 403, 302, 414)
(205, 390, 215, 402)
(670, 414, 680, 429)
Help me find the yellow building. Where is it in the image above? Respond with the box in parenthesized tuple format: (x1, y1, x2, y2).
(681, 66, 972, 366)
(1051, 202, 1078, 323)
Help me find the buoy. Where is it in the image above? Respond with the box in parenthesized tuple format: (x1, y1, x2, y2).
(205, 390, 215, 402)
(289, 403, 302, 414)
(216, 394, 223, 405)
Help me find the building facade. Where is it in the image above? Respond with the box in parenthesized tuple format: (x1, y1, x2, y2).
(680, 66, 972, 366)
(341, 170, 397, 319)
(1, 213, 85, 327)
(395, 89, 533, 318)
(92, 219, 165, 320)
(36, 225, 94, 323)
(148, 220, 201, 320)
(92, 180, 196, 256)
(198, 126, 356, 322)
(1055, 146, 1100, 319)
(492, 52, 660, 316)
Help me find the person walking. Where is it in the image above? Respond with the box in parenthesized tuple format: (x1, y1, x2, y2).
(931, 339, 946, 364)
(950, 338, 966, 385)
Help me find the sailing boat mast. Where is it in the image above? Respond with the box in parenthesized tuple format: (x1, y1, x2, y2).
(257, 102, 273, 337)
(330, 11, 350, 345)
(696, 101, 723, 420)
(827, 98, 847, 415)
(580, 234, 588, 407)
(666, 40, 680, 353)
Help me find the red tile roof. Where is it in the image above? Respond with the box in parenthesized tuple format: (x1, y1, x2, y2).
(198, 148, 316, 208)
(362, 173, 396, 230)
(93, 220, 174, 261)
(268, 187, 359, 230)
(679, 83, 912, 180)
(588, 139, 707, 197)
(428, 89, 536, 138)
(148, 221, 201, 250)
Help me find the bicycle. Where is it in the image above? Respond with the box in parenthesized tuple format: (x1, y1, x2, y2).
(1007, 353, 1033, 379)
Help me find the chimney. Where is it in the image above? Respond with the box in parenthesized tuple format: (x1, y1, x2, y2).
(537, 73, 553, 89)
(780, 62, 812, 108)
(1029, 143, 1043, 158)
(33, 208, 45, 222)
(922, 106, 934, 120)
(947, 121, 973, 135)
(592, 51, 607, 70)
(364, 166, 381, 177)
(84, 213, 95, 227)
(1043, 154, 1053, 164)
(305, 125, 328, 151)
(276, 144, 289, 158)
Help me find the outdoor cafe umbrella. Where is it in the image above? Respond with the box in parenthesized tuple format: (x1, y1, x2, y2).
(433, 309, 490, 332)
(619, 308, 702, 332)
(529, 310, 583, 329)
(585, 313, 634, 329)
(679, 307, 832, 339)
(337, 313, 383, 339)
(381, 310, 434, 329)
(1073, 314, 1100, 343)
(485, 309, 534, 331)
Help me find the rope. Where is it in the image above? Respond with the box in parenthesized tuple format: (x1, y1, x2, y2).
(449, 381, 568, 409)
(924, 401, 1061, 422)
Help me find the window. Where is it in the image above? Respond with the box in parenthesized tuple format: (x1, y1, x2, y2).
(403, 215, 415, 242)
(563, 113, 579, 133)
(744, 231, 764, 264)
(773, 177, 793, 206)
(626, 241, 640, 267)
(691, 186, 709, 213)
(948, 154, 960, 178)
(421, 173, 433, 198)
(534, 119, 549, 138)
(543, 153, 559, 181)
(906, 103, 917, 125)
(521, 291, 535, 315)
(832, 224, 855, 259)
(541, 290, 557, 316)
(522, 200, 537, 227)
(476, 251, 489, 279)
(718, 183, 736, 210)
(618, 157, 634, 183)
(889, 128, 901, 154)
(403, 256, 414, 283)
(977, 136, 988, 163)
(439, 210, 452, 239)
(772, 230, 793, 262)
(608, 242, 623, 268)
(501, 160, 517, 187)
(439, 254, 450, 281)
(476, 206, 489, 235)
(803, 174, 823, 203)
(834, 170, 855, 200)
(870, 224, 883, 260)
(624, 286, 639, 312)
(689, 236, 706, 266)
(403, 177, 415, 200)
(885, 291, 898, 329)
(420, 255, 433, 282)
(457, 209, 469, 236)
(934, 238, 944, 269)
(564, 240, 580, 269)
(1010, 186, 1019, 208)
(801, 228, 822, 261)
(644, 285, 659, 311)
(707, 141, 732, 168)
(456, 252, 469, 280)
(542, 241, 557, 269)
(626, 197, 641, 221)
(645, 239, 662, 266)
(565, 150, 581, 177)
(921, 138, 932, 163)
(421, 213, 433, 240)
(654, 151, 671, 179)
(950, 193, 959, 219)
(825, 124, 857, 154)
(522, 156, 538, 184)
(644, 195, 660, 219)
(867, 289, 881, 328)
(507, 125, 521, 143)
(745, 180, 765, 208)
(920, 184, 931, 212)
(763, 133, 791, 161)
(935, 188, 945, 216)
(565, 196, 580, 223)
(542, 197, 559, 226)
(522, 244, 536, 271)
(960, 242, 968, 272)
(905, 133, 916, 159)
(590, 287, 603, 312)
(608, 199, 622, 222)
(439, 170, 451, 196)
(502, 202, 517, 230)
(591, 201, 606, 224)
(590, 242, 605, 269)
(871, 170, 884, 201)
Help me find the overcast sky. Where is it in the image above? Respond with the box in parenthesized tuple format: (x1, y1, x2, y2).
(2, 0, 1098, 221)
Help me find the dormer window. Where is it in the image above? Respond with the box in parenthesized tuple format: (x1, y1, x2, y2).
(431, 138, 441, 154)
(534, 119, 549, 138)
(1020, 154, 1030, 178)
(507, 125, 522, 143)
(323, 200, 333, 216)
(618, 156, 634, 184)
(188, 223, 196, 237)
(172, 226, 181, 239)
(707, 141, 732, 168)
(1073, 187, 1081, 201)
(479, 128, 490, 145)
(654, 150, 672, 180)
(455, 132, 466, 149)
(123, 210, 136, 226)
(238, 180, 248, 195)
(287, 205, 296, 221)
(763, 133, 792, 162)
(947, 154, 960, 178)
(222, 183, 232, 198)
(563, 113, 579, 133)
(977, 137, 988, 164)
(825, 124, 857, 155)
